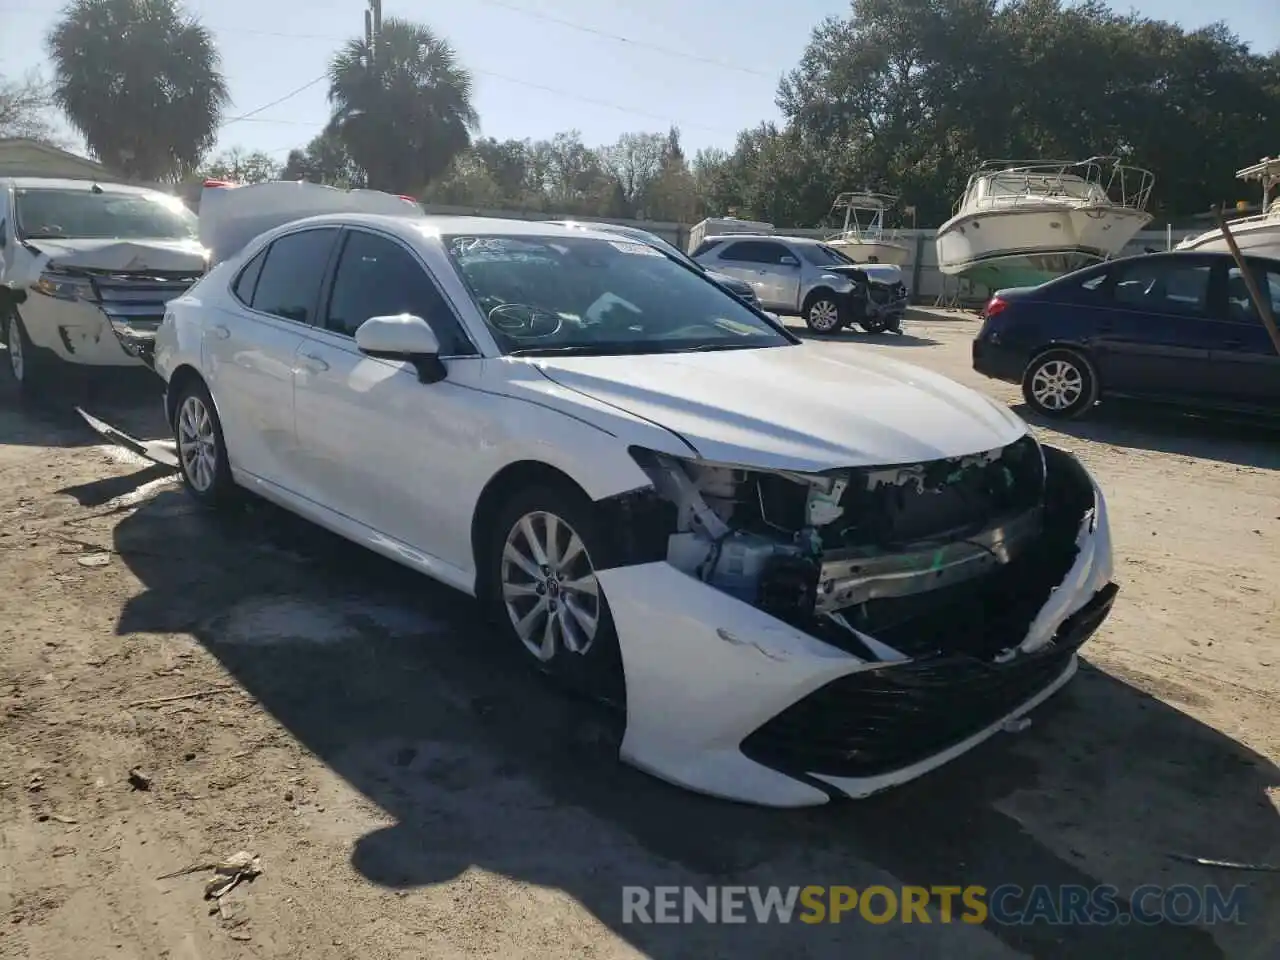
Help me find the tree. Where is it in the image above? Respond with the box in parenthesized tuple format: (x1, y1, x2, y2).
(327, 17, 478, 194)
(280, 130, 365, 187)
(600, 131, 666, 218)
(0, 71, 60, 143)
(46, 0, 229, 181)
(646, 127, 700, 221)
(201, 147, 280, 184)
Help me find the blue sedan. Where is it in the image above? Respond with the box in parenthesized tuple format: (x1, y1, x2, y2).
(972, 251, 1280, 419)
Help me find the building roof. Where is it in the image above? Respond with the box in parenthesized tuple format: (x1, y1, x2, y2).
(0, 138, 123, 182)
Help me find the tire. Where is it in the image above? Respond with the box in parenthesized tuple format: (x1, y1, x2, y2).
(482, 483, 626, 708)
(858, 313, 890, 334)
(3, 307, 57, 397)
(170, 377, 239, 508)
(1021, 348, 1099, 419)
(803, 293, 846, 334)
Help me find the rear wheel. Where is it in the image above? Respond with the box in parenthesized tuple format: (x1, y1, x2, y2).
(1022, 349, 1098, 419)
(483, 483, 625, 708)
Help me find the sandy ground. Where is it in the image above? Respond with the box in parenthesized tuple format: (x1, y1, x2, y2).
(0, 311, 1277, 960)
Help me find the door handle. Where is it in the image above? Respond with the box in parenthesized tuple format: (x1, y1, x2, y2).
(212, 324, 230, 340)
(299, 352, 329, 372)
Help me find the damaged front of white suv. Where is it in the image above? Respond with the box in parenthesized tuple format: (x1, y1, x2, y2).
(592, 431, 1114, 807)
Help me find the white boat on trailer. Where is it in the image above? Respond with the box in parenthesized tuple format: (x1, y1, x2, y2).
(1176, 156, 1280, 259)
(935, 157, 1154, 293)
(824, 192, 911, 265)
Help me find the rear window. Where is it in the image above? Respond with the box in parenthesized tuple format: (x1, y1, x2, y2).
(15, 188, 197, 241)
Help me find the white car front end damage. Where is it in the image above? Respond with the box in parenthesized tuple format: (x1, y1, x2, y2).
(11, 237, 206, 367)
(536, 349, 1116, 807)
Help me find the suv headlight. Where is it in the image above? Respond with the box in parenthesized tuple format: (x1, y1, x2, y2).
(32, 268, 95, 302)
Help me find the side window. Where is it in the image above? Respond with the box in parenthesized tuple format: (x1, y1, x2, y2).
(1225, 266, 1280, 324)
(232, 247, 267, 304)
(326, 231, 470, 354)
(250, 228, 339, 324)
(1110, 260, 1210, 316)
(690, 239, 724, 258)
(720, 241, 789, 264)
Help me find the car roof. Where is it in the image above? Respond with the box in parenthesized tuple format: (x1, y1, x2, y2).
(701, 233, 821, 245)
(267, 212, 647, 245)
(6, 177, 172, 197)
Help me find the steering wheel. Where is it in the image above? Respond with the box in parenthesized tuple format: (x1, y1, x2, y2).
(487, 302, 563, 339)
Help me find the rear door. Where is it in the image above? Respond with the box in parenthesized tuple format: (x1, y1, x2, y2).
(1209, 262, 1280, 408)
(1089, 255, 1223, 401)
(204, 227, 339, 490)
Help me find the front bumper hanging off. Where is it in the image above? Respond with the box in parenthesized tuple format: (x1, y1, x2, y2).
(597, 447, 1116, 808)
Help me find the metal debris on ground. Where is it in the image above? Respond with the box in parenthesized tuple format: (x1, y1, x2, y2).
(76, 553, 112, 568)
(156, 851, 263, 900)
(127, 768, 152, 791)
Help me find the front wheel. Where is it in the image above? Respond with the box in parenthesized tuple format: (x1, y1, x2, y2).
(171, 378, 239, 508)
(1021, 349, 1099, 419)
(803, 295, 846, 334)
(483, 484, 625, 708)
(4, 309, 56, 396)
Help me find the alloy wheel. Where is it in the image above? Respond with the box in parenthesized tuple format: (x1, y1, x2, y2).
(1030, 359, 1084, 411)
(808, 299, 840, 332)
(6, 316, 23, 383)
(500, 510, 601, 662)
(177, 395, 218, 493)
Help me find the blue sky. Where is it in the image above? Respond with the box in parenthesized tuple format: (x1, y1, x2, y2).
(2, 0, 1278, 162)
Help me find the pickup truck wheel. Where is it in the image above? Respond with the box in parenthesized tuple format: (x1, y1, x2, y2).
(803, 294, 846, 333)
(4, 309, 56, 396)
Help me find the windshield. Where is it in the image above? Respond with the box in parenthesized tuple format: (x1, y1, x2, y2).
(800, 243, 855, 266)
(15, 188, 198, 241)
(445, 234, 793, 356)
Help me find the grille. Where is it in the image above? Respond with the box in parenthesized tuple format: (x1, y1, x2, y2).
(740, 583, 1117, 779)
(89, 270, 202, 335)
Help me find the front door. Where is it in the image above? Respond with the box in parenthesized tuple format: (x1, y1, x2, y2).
(291, 228, 487, 571)
(1209, 263, 1280, 408)
(1089, 255, 1221, 401)
(202, 227, 339, 488)
(712, 240, 802, 311)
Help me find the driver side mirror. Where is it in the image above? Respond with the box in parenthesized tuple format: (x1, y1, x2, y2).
(778, 255, 800, 267)
(355, 313, 446, 384)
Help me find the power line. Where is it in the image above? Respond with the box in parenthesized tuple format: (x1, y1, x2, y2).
(220, 74, 327, 127)
(470, 0, 775, 79)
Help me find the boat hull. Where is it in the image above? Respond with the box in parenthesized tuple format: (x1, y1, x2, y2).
(1176, 220, 1280, 260)
(936, 205, 1152, 290)
(826, 239, 911, 266)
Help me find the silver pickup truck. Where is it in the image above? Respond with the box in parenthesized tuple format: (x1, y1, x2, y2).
(692, 233, 909, 334)
(0, 177, 206, 393)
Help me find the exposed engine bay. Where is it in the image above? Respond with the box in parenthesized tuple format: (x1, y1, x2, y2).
(630, 436, 1093, 664)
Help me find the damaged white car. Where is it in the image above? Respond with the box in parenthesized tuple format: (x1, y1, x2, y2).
(0, 177, 207, 391)
(153, 182, 1116, 807)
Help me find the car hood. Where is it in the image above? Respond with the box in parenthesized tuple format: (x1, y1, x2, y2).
(826, 263, 904, 286)
(22, 237, 207, 273)
(532, 343, 1028, 472)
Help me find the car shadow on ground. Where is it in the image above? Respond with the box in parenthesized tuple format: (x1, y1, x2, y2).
(1016, 402, 1280, 472)
(99, 477, 1280, 959)
(0, 358, 167, 449)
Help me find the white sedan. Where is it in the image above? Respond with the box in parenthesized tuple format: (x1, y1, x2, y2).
(153, 182, 1117, 808)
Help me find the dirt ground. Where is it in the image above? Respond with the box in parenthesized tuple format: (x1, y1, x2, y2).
(0, 311, 1277, 960)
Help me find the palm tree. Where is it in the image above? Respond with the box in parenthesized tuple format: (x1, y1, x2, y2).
(328, 18, 478, 194)
(47, 0, 228, 181)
